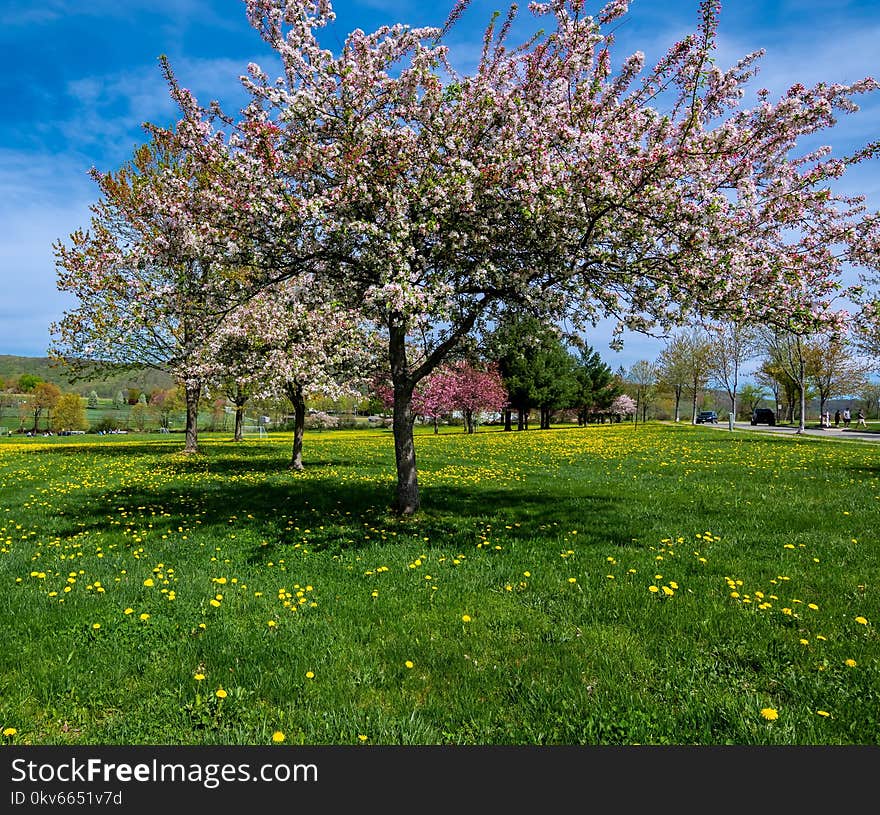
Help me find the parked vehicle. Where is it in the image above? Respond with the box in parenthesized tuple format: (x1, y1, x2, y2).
(750, 408, 776, 426)
(696, 411, 719, 424)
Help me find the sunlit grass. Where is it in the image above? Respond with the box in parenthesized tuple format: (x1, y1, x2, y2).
(0, 423, 877, 745)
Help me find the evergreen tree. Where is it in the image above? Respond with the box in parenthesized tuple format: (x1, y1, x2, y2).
(572, 345, 620, 425)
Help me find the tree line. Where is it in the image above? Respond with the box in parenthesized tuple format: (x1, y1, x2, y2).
(618, 324, 879, 427)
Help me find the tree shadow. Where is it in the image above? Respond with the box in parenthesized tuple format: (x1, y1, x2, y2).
(45, 468, 636, 565)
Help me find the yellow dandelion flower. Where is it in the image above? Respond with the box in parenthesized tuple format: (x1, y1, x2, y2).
(123, 608, 134, 615)
(405, 660, 414, 669)
(215, 688, 227, 699)
(568, 577, 577, 584)
(305, 671, 315, 679)
(855, 616, 868, 626)
(194, 673, 205, 681)
(143, 578, 154, 587)
(267, 620, 277, 627)
(760, 708, 779, 721)
(816, 710, 831, 718)
(358, 735, 368, 742)
(272, 731, 285, 743)
(92, 623, 101, 630)
(461, 614, 472, 623)
(648, 585, 659, 593)
(799, 639, 809, 645)
(845, 659, 857, 667)
(3, 727, 17, 737)
(139, 613, 150, 621)
(808, 603, 819, 611)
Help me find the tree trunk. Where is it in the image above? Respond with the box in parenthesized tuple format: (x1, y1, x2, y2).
(234, 405, 244, 441)
(389, 323, 419, 515)
(691, 381, 698, 424)
(433, 416, 439, 435)
(288, 383, 306, 470)
(674, 387, 681, 422)
(504, 408, 512, 431)
(465, 410, 475, 434)
(797, 357, 806, 435)
(183, 379, 201, 453)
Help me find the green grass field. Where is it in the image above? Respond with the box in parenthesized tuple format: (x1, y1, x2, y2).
(1, 423, 877, 745)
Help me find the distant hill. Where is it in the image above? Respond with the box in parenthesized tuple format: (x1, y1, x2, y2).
(0, 355, 175, 398)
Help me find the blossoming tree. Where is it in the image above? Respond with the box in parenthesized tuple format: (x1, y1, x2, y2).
(202, 278, 375, 468)
(194, 0, 876, 512)
(50, 123, 251, 454)
(375, 361, 508, 433)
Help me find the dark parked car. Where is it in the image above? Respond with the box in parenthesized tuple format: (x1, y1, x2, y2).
(751, 408, 776, 426)
(696, 411, 718, 424)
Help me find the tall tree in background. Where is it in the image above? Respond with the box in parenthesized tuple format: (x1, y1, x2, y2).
(661, 328, 713, 423)
(755, 357, 795, 422)
(490, 315, 577, 431)
(571, 344, 620, 425)
(28, 382, 62, 433)
(53, 393, 88, 433)
(761, 328, 809, 432)
(708, 322, 758, 419)
(803, 333, 871, 419)
(656, 334, 692, 422)
(625, 360, 658, 425)
(738, 383, 767, 417)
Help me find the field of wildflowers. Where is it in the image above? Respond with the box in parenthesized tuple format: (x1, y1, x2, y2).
(0, 423, 877, 745)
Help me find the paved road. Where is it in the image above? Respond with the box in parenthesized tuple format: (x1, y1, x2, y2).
(700, 420, 880, 443)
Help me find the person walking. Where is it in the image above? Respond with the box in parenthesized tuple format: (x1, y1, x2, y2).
(834, 409, 841, 428)
(856, 409, 867, 428)
(843, 407, 851, 428)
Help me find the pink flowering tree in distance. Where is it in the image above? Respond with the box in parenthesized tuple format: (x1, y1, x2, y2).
(98, 0, 880, 512)
(376, 361, 508, 433)
(443, 361, 508, 434)
(611, 394, 637, 422)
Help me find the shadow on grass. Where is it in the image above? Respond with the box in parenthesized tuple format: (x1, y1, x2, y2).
(47, 467, 636, 562)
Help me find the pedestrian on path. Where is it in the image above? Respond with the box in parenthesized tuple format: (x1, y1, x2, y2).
(834, 409, 841, 427)
(857, 409, 867, 428)
(843, 407, 851, 428)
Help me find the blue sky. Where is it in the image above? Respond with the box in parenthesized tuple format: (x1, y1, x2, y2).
(1, 0, 878, 372)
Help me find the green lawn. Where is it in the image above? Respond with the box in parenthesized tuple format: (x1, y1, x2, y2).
(0, 423, 877, 745)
